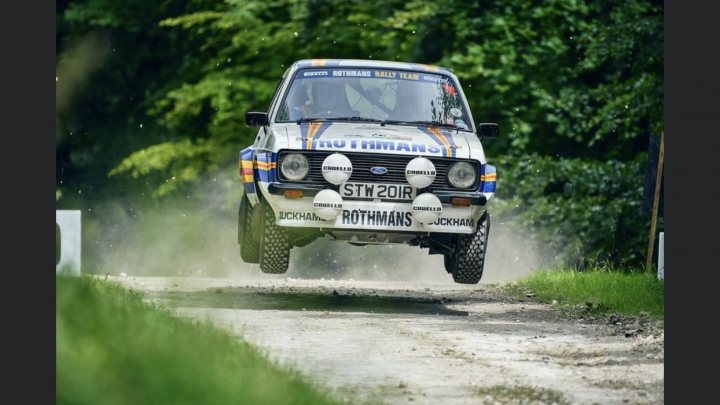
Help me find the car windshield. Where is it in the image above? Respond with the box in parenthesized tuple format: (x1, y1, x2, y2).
(276, 68, 472, 131)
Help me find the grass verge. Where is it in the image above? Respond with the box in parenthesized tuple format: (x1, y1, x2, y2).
(57, 276, 340, 405)
(509, 269, 664, 318)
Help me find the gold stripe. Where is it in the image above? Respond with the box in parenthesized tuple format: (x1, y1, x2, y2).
(428, 127, 451, 157)
(254, 162, 277, 170)
(421, 64, 440, 72)
(305, 122, 322, 149)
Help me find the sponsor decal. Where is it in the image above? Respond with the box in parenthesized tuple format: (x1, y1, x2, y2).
(421, 74, 449, 83)
(313, 202, 343, 209)
(454, 119, 469, 130)
(300, 133, 458, 157)
(412, 206, 442, 212)
(430, 218, 473, 227)
(279, 211, 326, 221)
(341, 209, 413, 227)
(373, 70, 420, 80)
(295, 68, 453, 85)
(332, 70, 372, 77)
(313, 139, 442, 154)
(443, 84, 457, 96)
(303, 71, 329, 77)
(321, 165, 352, 172)
(406, 169, 436, 176)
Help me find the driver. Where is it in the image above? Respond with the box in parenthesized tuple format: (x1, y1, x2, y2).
(389, 80, 428, 122)
(307, 80, 356, 117)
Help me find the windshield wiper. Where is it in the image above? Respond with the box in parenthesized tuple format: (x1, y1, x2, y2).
(325, 116, 384, 123)
(381, 119, 462, 130)
(296, 117, 328, 124)
(403, 120, 459, 129)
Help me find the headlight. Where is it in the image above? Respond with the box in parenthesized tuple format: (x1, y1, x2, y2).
(280, 153, 309, 180)
(447, 162, 477, 188)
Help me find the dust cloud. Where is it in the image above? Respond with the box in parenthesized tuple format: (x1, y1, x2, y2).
(84, 166, 556, 284)
(288, 219, 557, 284)
(56, 31, 111, 136)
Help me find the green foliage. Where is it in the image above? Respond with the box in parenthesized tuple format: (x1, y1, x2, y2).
(56, 0, 663, 267)
(57, 276, 341, 404)
(510, 268, 665, 317)
(108, 139, 216, 197)
(492, 154, 652, 266)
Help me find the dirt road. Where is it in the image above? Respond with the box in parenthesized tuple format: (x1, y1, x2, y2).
(111, 276, 664, 404)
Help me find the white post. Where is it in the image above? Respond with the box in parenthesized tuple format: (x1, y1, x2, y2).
(56, 210, 81, 276)
(658, 232, 664, 280)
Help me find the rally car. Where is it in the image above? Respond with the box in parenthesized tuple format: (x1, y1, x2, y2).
(238, 59, 498, 284)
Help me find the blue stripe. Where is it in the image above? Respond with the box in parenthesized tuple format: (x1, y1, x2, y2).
(240, 146, 256, 196)
(480, 164, 497, 193)
(256, 168, 277, 182)
(441, 129, 457, 158)
(256, 153, 270, 162)
(241, 146, 254, 160)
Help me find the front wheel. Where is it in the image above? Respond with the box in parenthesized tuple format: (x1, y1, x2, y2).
(238, 195, 260, 263)
(445, 213, 490, 284)
(259, 201, 291, 274)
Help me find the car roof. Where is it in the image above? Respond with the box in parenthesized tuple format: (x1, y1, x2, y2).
(290, 59, 455, 76)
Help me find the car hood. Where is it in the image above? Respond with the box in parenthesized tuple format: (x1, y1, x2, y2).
(276, 122, 485, 162)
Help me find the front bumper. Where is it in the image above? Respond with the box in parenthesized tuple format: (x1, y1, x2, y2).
(267, 183, 488, 205)
(261, 182, 486, 234)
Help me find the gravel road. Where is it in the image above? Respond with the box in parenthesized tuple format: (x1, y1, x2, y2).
(111, 276, 664, 405)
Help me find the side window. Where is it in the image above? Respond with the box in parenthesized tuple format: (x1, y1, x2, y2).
(267, 70, 290, 117)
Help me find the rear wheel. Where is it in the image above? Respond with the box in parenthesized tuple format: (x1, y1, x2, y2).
(259, 201, 291, 274)
(238, 195, 260, 263)
(445, 213, 490, 284)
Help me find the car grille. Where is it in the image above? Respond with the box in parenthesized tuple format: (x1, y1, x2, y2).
(277, 150, 479, 191)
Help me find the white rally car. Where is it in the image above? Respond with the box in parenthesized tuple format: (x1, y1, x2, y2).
(238, 59, 498, 283)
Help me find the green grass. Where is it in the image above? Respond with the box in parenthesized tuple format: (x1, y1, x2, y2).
(57, 276, 341, 405)
(511, 269, 664, 318)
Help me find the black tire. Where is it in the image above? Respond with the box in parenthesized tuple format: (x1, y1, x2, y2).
(238, 195, 260, 263)
(443, 253, 454, 274)
(446, 213, 490, 284)
(259, 201, 291, 274)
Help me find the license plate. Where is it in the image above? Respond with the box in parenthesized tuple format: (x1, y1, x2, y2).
(339, 182, 416, 200)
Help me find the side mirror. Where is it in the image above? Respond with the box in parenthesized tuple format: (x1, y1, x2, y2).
(477, 123, 499, 139)
(246, 112, 269, 127)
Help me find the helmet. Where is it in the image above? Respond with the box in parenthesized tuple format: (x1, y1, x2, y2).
(391, 81, 429, 121)
(311, 81, 345, 110)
